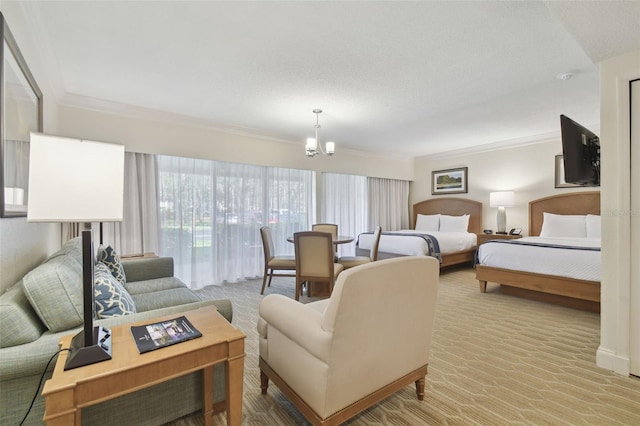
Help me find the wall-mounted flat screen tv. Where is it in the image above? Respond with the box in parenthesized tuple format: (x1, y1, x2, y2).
(560, 114, 600, 186)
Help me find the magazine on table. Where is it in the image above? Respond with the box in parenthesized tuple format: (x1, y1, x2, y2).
(131, 315, 202, 354)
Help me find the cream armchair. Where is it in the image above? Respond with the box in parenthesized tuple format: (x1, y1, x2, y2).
(257, 256, 439, 425)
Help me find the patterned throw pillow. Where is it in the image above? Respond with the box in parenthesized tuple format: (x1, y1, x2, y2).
(97, 244, 127, 287)
(94, 263, 136, 318)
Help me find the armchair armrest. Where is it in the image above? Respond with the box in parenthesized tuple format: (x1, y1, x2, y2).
(122, 257, 174, 282)
(259, 294, 332, 362)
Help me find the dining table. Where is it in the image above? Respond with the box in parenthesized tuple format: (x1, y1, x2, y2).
(286, 235, 354, 245)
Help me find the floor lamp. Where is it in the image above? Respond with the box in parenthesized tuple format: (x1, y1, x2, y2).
(489, 191, 515, 234)
(28, 132, 125, 370)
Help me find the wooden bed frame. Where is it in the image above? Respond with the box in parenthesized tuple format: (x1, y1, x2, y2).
(475, 191, 601, 312)
(373, 197, 483, 269)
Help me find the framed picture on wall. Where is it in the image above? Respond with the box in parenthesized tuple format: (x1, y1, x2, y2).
(555, 155, 581, 188)
(431, 167, 468, 195)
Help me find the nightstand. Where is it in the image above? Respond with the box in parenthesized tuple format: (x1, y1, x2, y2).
(476, 233, 523, 246)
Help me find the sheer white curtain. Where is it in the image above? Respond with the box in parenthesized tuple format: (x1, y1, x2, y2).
(102, 152, 159, 255)
(367, 177, 410, 231)
(321, 173, 367, 256)
(157, 156, 314, 289)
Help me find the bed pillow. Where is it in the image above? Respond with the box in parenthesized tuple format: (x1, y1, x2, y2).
(439, 214, 470, 233)
(540, 213, 587, 238)
(586, 214, 601, 239)
(415, 214, 440, 232)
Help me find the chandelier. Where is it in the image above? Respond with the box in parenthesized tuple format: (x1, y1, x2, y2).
(305, 109, 335, 157)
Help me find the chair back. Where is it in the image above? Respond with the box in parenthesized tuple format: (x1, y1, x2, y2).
(312, 223, 338, 254)
(311, 223, 338, 239)
(320, 256, 439, 414)
(294, 231, 335, 281)
(260, 226, 275, 262)
(370, 226, 382, 261)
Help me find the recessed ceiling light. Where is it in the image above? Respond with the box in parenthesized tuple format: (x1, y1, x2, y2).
(557, 72, 573, 81)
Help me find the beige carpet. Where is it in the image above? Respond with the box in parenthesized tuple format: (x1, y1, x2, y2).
(167, 267, 640, 425)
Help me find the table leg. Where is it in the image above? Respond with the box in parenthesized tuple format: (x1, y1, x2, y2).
(43, 387, 81, 426)
(203, 365, 214, 426)
(43, 410, 80, 426)
(226, 354, 245, 425)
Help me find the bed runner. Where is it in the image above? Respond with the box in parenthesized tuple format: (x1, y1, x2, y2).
(481, 239, 600, 251)
(474, 238, 600, 267)
(359, 231, 443, 263)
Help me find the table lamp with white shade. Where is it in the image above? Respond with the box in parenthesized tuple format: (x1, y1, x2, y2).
(28, 132, 124, 370)
(489, 191, 515, 234)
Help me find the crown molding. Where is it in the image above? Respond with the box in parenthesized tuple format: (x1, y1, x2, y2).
(59, 92, 292, 141)
(415, 131, 561, 161)
(416, 120, 601, 160)
(58, 93, 411, 161)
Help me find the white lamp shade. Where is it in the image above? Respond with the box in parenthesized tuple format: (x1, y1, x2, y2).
(306, 137, 317, 150)
(325, 141, 335, 154)
(27, 133, 125, 222)
(489, 191, 515, 208)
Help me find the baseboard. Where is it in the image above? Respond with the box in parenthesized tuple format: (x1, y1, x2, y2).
(596, 346, 630, 376)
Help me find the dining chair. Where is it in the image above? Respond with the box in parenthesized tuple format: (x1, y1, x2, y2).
(260, 226, 296, 295)
(338, 225, 382, 269)
(312, 223, 339, 257)
(293, 231, 344, 301)
(312, 223, 338, 238)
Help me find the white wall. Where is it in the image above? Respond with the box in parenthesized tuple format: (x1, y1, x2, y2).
(0, 3, 60, 292)
(597, 49, 640, 376)
(56, 103, 414, 181)
(412, 139, 599, 235)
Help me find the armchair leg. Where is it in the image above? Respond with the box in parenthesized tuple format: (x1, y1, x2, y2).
(415, 377, 425, 401)
(260, 369, 269, 395)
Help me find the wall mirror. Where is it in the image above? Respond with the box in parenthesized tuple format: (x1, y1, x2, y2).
(0, 12, 43, 218)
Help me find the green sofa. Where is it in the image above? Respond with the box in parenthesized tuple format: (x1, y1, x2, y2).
(0, 237, 233, 425)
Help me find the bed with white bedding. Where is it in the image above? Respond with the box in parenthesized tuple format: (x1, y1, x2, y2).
(475, 191, 601, 312)
(358, 231, 477, 259)
(356, 197, 483, 268)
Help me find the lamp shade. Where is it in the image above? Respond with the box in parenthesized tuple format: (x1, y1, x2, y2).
(28, 133, 125, 222)
(306, 137, 317, 150)
(325, 141, 335, 155)
(489, 191, 515, 208)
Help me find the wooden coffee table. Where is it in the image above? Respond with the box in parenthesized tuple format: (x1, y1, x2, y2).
(42, 306, 245, 425)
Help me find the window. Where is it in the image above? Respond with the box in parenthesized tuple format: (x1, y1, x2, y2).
(157, 156, 315, 288)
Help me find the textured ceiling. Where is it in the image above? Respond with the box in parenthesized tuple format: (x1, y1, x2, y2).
(20, 1, 640, 157)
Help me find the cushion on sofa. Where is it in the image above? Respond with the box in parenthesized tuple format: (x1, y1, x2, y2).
(0, 282, 47, 348)
(97, 244, 127, 287)
(122, 257, 174, 283)
(22, 249, 84, 333)
(131, 288, 201, 312)
(44, 236, 83, 263)
(94, 263, 136, 318)
(125, 277, 188, 295)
